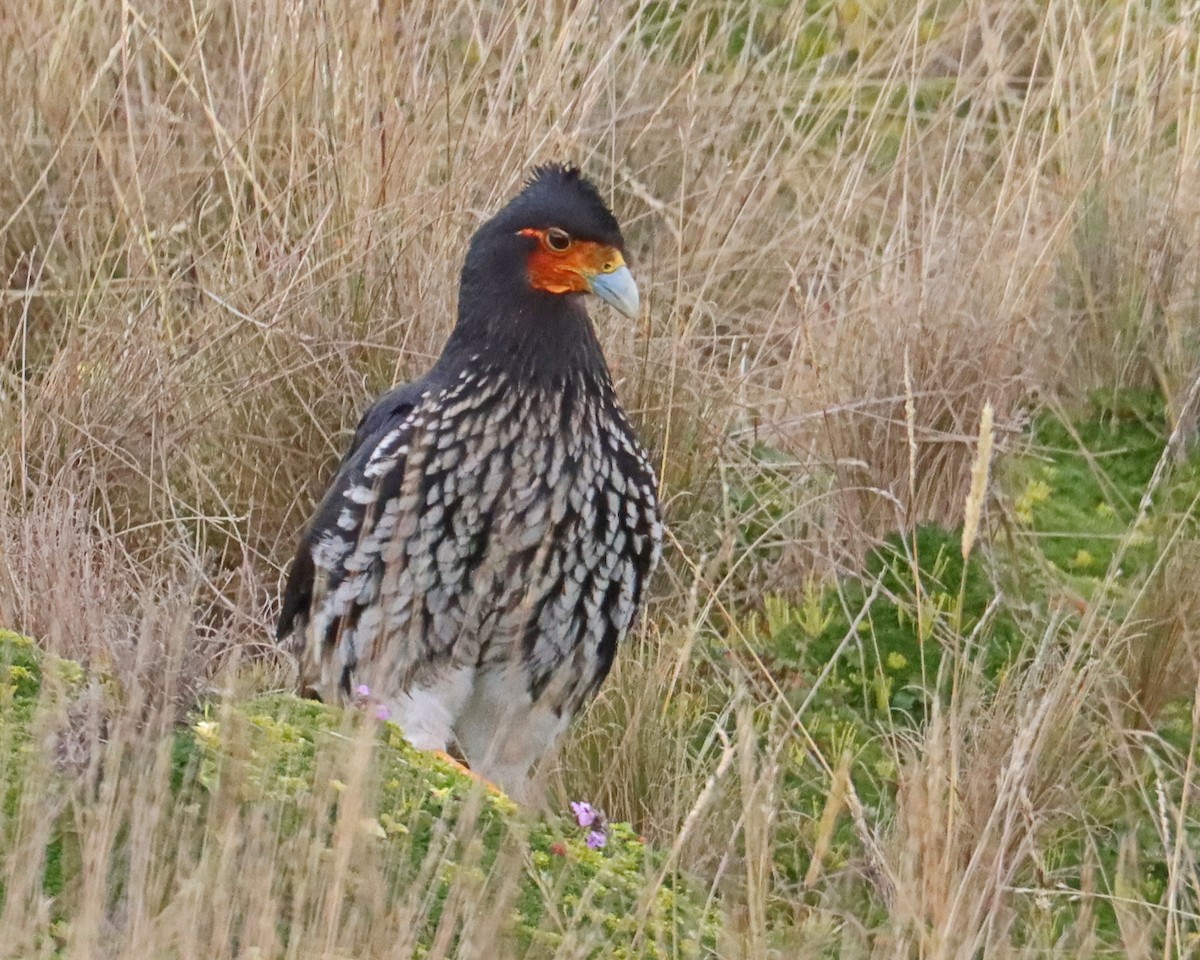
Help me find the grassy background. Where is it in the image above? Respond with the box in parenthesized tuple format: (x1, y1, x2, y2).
(4, 0, 1200, 956)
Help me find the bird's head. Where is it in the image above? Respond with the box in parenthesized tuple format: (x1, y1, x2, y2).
(461, 164, 640, 321)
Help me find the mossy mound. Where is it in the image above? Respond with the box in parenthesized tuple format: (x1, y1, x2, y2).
(0, 630, 45, 816)
(1010, 390, 1191, 576)
(0, 631, 719, 959)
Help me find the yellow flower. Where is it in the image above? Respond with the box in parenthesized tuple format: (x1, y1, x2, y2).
(1015, 479, 1053, 523)
(1026, 479, 1052, 502)
(193, 720, 220, 744)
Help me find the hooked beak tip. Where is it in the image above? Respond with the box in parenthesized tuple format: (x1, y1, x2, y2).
(588, 264, 640, 319)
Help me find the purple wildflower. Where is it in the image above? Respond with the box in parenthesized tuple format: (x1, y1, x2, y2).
(355, 684, 371, 698)
(570, 801, 597, 827)
(375, 703, 391, 721)
(585, 830, 607, 850)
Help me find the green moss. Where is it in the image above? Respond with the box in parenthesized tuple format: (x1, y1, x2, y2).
(1015, 392, 1177, 574)
(186, 694, 717, 957)
(1, 630, 52, 820)
(749, 390, 1200, 893)
(1001, 390, 1200, 627)
(739, 524, 1023, 890)
(756, 524, 1021, 726)
(0, 631, 64, 910)
(0, 631, 719, 958)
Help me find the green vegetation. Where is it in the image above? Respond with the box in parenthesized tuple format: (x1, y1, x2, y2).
(0, 631, 717, 958)
(714, 391, 1200, 948)
(5, 0, 1200, 956)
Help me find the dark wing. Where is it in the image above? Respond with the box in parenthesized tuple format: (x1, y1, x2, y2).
(276, 379, 428, 643)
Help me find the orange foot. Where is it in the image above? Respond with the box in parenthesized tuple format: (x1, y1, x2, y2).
(431, 750, 503, 796)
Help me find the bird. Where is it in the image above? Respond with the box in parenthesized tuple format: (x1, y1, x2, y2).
(276, 164, 663, 801)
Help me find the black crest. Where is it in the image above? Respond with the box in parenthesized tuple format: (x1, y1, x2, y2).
(485, 163, 624, 249)
(525, 162, 583, 187)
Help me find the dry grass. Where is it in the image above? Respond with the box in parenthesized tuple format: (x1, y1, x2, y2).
(4, 0, 1200, 956)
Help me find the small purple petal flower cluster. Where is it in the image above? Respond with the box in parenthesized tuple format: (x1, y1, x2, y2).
(351, 684, 392, 722)
(570, 800, 608, 850)
(570, 801, 596, 827)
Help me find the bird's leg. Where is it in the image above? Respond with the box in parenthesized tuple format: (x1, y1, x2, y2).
(430, 750, 504, 796)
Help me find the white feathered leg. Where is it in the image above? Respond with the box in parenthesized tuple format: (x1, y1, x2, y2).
(452, 664, 572, 804)
(377, 665, 476, 752)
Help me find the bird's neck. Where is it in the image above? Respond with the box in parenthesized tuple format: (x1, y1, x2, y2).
(444, 280, 614, 393)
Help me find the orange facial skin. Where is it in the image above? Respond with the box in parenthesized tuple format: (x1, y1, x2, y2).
(518, 228, 625, 295)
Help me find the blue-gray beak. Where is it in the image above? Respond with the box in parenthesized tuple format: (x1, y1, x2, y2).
(588, 264, 640, 319)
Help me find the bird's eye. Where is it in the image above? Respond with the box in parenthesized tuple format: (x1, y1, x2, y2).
(545, 228, 572, 252)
